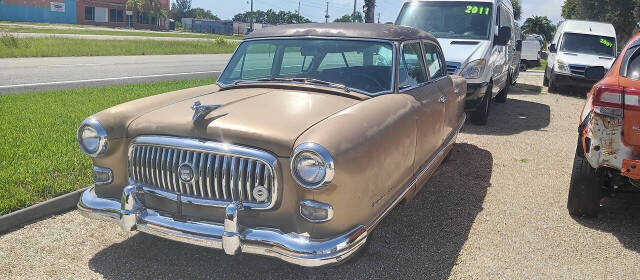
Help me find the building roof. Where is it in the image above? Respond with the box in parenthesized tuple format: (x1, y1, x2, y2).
(244, 23, 436, 41)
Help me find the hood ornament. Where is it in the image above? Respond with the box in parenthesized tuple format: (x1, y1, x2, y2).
(191, 101, 221, 121)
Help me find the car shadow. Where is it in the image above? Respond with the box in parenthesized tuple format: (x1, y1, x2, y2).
(572, 196, 640, 253)
(511, 83, 543, 95)
(464, 99, 551, 136)
(88, 143, 493, 280)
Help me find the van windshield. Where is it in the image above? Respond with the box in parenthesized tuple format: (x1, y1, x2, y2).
(560, 33, 616, 57)
(396, 1, 493, 40)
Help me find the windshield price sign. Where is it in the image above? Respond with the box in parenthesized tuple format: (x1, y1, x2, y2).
(600, 38, 614, 48)
(465, 5, 490, 15)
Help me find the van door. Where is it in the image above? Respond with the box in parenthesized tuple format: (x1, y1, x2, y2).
(492, 3, 511, 93)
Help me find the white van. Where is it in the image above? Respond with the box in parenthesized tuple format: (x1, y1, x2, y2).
(521, 39, 542, 68)
(396, 0, 516, 125)
(545, 20, 617, 92)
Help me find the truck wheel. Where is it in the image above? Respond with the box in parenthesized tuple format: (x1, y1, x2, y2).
(567, 139, 603, 218)
(543, 69, 549, 86)
(548, 71, 559, 93)
(495, 75, 510, 103)
(470, 84, 492, 125)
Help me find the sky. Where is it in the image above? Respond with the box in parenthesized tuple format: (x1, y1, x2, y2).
(182, 0, 564, 25)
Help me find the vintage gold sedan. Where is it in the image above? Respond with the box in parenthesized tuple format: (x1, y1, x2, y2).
(77, 23, 466, 266)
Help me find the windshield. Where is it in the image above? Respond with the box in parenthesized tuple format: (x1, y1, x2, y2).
(396, 1, 493, 40)
(217, 39, 395, 95)
(560, 33, 616, 57)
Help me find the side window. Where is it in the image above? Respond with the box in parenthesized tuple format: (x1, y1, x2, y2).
(399, 42, 428, 88)
(627, 48, 640, 80)
(423, 43, 445, 79)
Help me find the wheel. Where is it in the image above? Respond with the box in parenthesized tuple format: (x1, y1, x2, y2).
(495, 75, 510, 103)
(470, 84, 492, 125)
(567, 139, 603, 218)
(543, 69, 549, 86)
(548, 71, 559, 93)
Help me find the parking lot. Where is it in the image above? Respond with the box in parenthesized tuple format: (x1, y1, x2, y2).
(2, 71, 640, 279)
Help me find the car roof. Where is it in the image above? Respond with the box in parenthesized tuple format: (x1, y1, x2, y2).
(561, 20, 616, 38)
(244, 23, 437, 42)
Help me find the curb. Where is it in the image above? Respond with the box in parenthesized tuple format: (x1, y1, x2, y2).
(0, 187, 87, 234)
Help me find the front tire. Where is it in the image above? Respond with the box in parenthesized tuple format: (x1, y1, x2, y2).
(543, 69, 549, 86)
(548, 71, 559, 93)
(470, 84, 492, 125)
(495, 75, 510, 103)
(567, 139, 603, 218)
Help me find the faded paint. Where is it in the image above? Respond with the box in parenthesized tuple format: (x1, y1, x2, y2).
(584, 113, 632, 171)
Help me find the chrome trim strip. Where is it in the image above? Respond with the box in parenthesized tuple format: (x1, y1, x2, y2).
(128, 136, 279, 210)
(216, 37, 397, 97)
(78, 185, 366, 267)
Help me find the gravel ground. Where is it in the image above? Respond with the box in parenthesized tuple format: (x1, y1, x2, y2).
(2, 72, 640, 279)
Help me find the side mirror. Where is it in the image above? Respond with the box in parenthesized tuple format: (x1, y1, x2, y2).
(515, 40, 523, 51)
(495, 26, 511, 46)
(585, 66, 606, 81)
(549, 44, 557, 53)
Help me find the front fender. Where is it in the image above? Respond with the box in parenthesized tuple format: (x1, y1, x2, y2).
(293, 94, 419, 238)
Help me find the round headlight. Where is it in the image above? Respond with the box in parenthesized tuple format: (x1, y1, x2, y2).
(291, 143, 334, 190)
(77, 118, 107, 157)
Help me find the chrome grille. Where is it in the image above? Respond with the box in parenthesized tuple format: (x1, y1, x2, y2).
(128, 136, 278, 209)
(446, 62, 461, 75)
(569, 64, 587, 77)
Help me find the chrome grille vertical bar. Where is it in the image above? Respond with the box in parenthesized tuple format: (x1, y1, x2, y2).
(184, 151, 192, 195)
(165, 148, 174, 192)
(214, 155, 221, 199)
(238, 158, 246, 200)
(145, 146, 152, 183)
(254, 162, 262, 202)
(150, 147, 157, 186)
(230, 157, 237, 200)
(171, 149, 179, 193)
(263, 165, 270, 197)
(221, 156, 229, 200)
(155, 148, 163, 189)
(176, 149, 184, 193)
(191, 151, 199, 196)
(137, 146, 144, 183)
(246, 160, 254, 202)
(206, 154, 213, 198)
(199, 153, 206, 197)
(129, 146, 137, 182)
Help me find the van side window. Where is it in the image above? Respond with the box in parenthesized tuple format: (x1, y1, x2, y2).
(627, 48, 640, 80)
(423, 43, 445, 79)
(399, 42, 428, 88)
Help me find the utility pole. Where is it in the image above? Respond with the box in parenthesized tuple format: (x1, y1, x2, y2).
(325, 2, 330, 23)
(353, 0, 357, 20)
(377, 12, 380, 24)
(363, 0, 375, 23)
(250, 0, 254, 32)
(298, 1, 301, 15)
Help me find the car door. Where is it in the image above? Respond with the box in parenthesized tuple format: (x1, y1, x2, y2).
(424, 41, 464, 139)
(399, 41, 445, 173)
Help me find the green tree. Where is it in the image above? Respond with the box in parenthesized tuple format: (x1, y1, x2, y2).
(512, 0, 522, 20)
(522, 16, 556, 43)
(127, 0, 168, 20)
(233, 9, 312, 24)
(170, 0, 191, 22)
(334, 11, 364, 23)
(186, 8, 220, 20)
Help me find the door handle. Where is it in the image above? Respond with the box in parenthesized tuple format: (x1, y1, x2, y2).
(439, 95, 447, 103)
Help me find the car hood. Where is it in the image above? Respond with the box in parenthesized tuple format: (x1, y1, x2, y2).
(437, 38, 491, 67)
(557, 52, 616, 69)
(127, 87, 360, 156)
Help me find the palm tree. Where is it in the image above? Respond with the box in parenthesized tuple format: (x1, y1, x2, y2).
(126, 0, 167, 26)
(522, 16, 556, 44)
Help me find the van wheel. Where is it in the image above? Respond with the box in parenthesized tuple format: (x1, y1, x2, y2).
(495, 75, 510, 103)
(567, 139, 603, 218)
(543, 70, 549, 86)
(548, 71, 559, 93)
(470, 84, 492, 125)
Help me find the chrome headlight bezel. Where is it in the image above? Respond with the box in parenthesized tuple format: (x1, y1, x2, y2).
(77, 118, 108, 158)
(291, 143, 335, 190)
(460, 59, 486, 80)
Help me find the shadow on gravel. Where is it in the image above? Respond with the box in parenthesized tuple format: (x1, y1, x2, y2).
(464, 99, 551, 135)
(88, 143, 492, 280)
(511, 83, 543, 95)
(572, 196, 640, 253)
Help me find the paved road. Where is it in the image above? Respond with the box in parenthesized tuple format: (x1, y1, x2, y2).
(2, 72, 640, 279)
(0, 54, 231, 94)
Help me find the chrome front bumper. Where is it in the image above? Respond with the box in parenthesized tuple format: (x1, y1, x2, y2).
(77, 185, 368, 267)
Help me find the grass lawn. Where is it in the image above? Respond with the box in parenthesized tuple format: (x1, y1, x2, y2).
(532, 59, 547, 71)
(0, 22, 242, 40)
(0, 78, 217, 215)
(0, 35, 238, 58)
